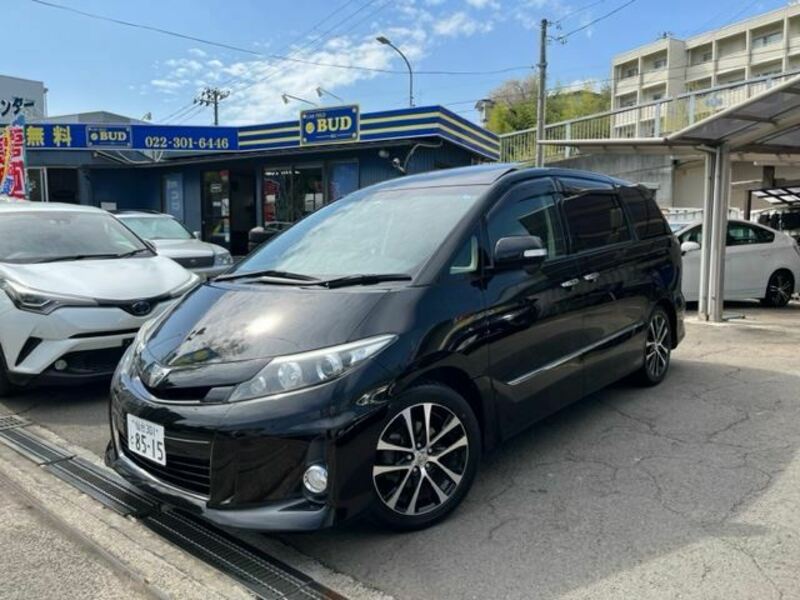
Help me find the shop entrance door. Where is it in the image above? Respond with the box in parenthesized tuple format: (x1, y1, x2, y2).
(230, 170, 256, 256)
(202, 169, 257, 255)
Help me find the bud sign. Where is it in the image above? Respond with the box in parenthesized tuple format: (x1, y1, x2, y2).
(300, 105, 359, 146)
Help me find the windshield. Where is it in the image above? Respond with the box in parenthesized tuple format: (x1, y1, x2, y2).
(0, 211, 149, 264)
(233, 185, 486, 279)
(121, 216, 193, 240)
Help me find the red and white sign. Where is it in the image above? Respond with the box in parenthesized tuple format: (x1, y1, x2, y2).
(0, 115, 27, 199)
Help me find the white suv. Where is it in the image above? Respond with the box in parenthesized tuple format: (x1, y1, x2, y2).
(0, 201, 198, 396)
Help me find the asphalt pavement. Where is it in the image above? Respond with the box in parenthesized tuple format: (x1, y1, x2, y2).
(3, 302, 800, 600)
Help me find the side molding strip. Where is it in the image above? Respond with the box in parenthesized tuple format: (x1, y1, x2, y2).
(507, 321, 644, 386)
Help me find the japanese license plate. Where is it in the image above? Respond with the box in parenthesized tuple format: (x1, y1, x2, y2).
(126, 414, 166, 466)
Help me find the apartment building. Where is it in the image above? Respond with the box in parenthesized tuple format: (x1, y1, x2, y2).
(611, 3, 800, 110)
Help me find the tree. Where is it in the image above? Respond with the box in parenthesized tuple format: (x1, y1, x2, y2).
(485, 74, 611, 134)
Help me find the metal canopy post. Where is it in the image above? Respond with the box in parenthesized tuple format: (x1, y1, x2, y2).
(698, 150, 717, 320)
(708, 145, 730, 323)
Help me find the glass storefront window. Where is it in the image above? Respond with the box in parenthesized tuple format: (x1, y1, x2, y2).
(25, 168, 45, 202)
(262, 165, 324, 224)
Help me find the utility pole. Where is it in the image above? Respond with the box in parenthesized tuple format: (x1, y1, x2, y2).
(194, 87, 230, 126)
(535, 18, 548, 167)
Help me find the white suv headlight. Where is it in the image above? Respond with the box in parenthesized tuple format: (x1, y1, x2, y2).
(228, 334, 397, 402)
(0, 279, 97, 314)
(214, 251, 233, 266)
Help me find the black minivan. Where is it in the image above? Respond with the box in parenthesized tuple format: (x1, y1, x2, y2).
(107, 164, 684, 531)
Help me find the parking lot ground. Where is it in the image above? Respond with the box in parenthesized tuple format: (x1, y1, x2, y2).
(3, 300, 800, 600)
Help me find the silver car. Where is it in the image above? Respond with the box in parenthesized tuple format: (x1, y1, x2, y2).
(115, 211, 233, 278)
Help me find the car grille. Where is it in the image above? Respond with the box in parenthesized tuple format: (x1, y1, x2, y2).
(53, 347, 127, 375)
(120, 429, 212, 496)
(173, 255, 214, 269)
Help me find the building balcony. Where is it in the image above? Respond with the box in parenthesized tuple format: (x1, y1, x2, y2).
(641, 69, 669, 87)
(686, 62, 715, 82)
(614, 76, 639, 95)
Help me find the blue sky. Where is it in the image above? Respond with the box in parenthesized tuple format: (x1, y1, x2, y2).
(9, 0, 783, 126)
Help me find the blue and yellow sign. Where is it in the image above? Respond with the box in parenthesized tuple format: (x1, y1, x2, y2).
(300, 105, 359, 146)
(87, 125, 132, 148)
(22, 123, 239, 152)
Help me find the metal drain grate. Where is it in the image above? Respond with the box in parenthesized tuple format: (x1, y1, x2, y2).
(45, 456, 158, 518)
(0, 426, 348, 600)
(0, 427, 72, 464)
(146, 509, 344, 600)
(0, 414, 29, 431)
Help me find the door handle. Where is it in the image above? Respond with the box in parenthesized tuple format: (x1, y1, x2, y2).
(561, 278, 580, 289)
(583, 272, 600, 282)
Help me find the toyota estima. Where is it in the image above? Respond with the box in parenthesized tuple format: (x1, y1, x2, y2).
(0, 201, 198, 396)
(107, 165, 684, 531)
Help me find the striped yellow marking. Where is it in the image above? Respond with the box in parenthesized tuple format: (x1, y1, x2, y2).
(439, 124, 499, 156)
(360, 123, 440, 136)
(238, 126, 300, 138)
(238, 135, 299, 147)
(439, 113, 499, 147)
(361, 111, 439, 125)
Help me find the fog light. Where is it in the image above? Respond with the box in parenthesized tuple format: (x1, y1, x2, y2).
(303, 464, 328, 494)
(54, 359, 68, 371)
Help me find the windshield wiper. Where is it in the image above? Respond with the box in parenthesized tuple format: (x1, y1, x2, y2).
(116, 248, 152, 258)
(38, 253, 130, 263)
(215, 269, 320, 282)
(312, 273, 413, 289)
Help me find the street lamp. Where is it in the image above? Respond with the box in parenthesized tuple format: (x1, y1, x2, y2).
(376, 36, 414, 107)
(281, 93, 318, 107)
(316, 86, 344, 103)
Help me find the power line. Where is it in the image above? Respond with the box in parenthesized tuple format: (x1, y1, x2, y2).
(557, 0, 639, 41)
(552, 0, 609, 25)
(159, 0, 378, 122)
(29, 0, 531, 77)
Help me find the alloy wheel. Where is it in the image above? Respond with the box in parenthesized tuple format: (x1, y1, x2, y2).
(645, 313, 670, 380)
(373, 402, 469, 516)
(768, 272, 792, 307)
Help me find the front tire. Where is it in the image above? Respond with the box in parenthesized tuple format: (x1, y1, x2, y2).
(370, 383, 480, 531)
(0, 347, 15, 398)
(635, 306, 672, 387)
(761, 270, 793, 308)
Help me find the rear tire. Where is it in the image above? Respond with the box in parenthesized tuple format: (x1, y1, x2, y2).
(370, 383, 480, 531)
(634, 306, 672, 387)
(761, 270, 793, 308)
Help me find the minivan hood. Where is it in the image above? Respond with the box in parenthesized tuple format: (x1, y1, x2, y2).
(0, 256, 193, 300)
(145, 282, 388, 368)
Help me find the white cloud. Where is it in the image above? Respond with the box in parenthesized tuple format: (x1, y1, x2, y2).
(188, 47, 207, 57)
(466, 0, 500, 8)
(433, 11, 493, 37)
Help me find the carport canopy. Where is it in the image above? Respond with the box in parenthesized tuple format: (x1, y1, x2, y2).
(543, 74, 800, 321)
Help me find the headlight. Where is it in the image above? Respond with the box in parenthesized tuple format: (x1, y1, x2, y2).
(214, 251, 233, 266)
(0, 279, 97, 314)
(228, 334, 397, 402)
(169, 274, 200, 298)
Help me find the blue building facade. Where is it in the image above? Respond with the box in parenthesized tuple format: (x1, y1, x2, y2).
(23, 106, 499, 254)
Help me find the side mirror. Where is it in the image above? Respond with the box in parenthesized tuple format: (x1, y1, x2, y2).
(681, 240, 701, 254)
(494, 235, 547, 268)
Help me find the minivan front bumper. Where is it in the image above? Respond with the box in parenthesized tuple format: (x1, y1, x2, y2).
(106, 366, 391, 531)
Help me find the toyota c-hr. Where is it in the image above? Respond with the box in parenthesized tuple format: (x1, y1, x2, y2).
(107, 165, 684, 531)
(0, 201, 198, 396)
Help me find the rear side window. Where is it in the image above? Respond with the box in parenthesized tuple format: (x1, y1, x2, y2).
(727, 222, 774, 246)
(619, 186, 670, 239)
(561, 186, 632, 253)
